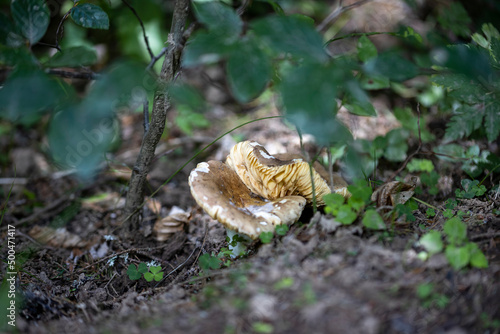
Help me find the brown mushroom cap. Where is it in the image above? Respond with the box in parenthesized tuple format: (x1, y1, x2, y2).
(225, 141, 348, 206)
(188, 160, 306, 239)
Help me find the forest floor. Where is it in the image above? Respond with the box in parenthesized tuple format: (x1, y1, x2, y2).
(1, 70, 500, 334)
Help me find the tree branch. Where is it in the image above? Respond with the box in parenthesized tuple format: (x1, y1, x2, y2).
(121, 0, 154, 59)
(317, 0, 373, 32)
(121, 0, 190, 237)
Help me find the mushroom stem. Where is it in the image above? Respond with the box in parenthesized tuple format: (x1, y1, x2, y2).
(226, 228, 251, 258)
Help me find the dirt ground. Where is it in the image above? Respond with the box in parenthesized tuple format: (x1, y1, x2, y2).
(1, 85, 500, 334)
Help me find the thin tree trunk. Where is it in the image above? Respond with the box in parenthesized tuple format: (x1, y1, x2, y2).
(121, 0, 190, 238)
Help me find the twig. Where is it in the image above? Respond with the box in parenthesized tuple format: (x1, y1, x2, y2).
(1, 196, 71, 230)
(143, 98, 150, 135)
(317, 0, 373, 32)
(46, 69, 100, 80)
(55, 10, 72, 50)
(146, 47, 168, 71)
(121, 0, 154, 59)
(387, 103, 423, 181)
(470, 231, 500, 241)
(154, 245, 198, 288)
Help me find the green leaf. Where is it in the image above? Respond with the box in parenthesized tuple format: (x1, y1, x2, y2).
(259, 231, 274, 244)
(227, 37, 272, 103)
(363, 52, 419, 82)
(360, 74, 390, 90)
(395, 203, 416, 222)
(182, 31, 235, 67)
(252, 14, 328, 62)
(445, 104, 485, 141)
(336, 205, 357, 225)
(484, 101, 500, 142)
(280, 61, 352, 145)
(11, 0, 49, 45)
(432, 73, 486, 104)
(169, 83, 206, 112)
(193, 1, 242, 41)
(347, 179, 372, 204)
(71, 4, 109, 30)
(0, 70, 67, 125)
(468, 243, 488, 268)
(45, 46, 98, 67)
(407, 159, 434, 172)
(419, 230, 443, 255)
(143, 272, 154, 282)
(434, 45, 493, 81)
(443, 217, 467, 245)
(0, 12, 24, 47)
(275, 224, 289, 236)
(126, 264, 141, 280)
(137, 263, 148, 274)
(343, 80, 377, 116)
(416, 283, 434, 299)
(437, 2, 471, 38)
(323, 193, 345, 215)
(383, 129, 409, 162)
(362, 209, 386, 230)
(199, 253, 221, 271)
(445, 245, 470, 270)
(357, 35, 377, 62)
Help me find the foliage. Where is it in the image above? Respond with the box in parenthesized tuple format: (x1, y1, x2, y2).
(419, 217, 488, 270)
(127, 263, 164, 282)
(416, 283, 449, 309)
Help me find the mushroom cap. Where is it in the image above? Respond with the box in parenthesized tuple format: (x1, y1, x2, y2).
(188, 160, 306, 239)
(225, 141, 348, 205)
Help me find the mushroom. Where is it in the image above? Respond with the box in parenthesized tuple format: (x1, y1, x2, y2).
(188, 160, 306, 256)
(189, 141, 350, 256)
(225, 141, 349, 205)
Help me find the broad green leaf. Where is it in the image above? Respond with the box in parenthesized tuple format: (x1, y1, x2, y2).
(48, 106, 117, 180)
(138, 263, 148, 273)
(445, 104, 485, 141)
(280, 61, 352, 144)
(363, 52, 419, 82)
(193, 1, 242, 41)
(357, 35, 377, 62)
(182, 31, 235, 67)
(362, 209, 386, 230)
(343, 80, 377, 116)
(199, 253, 221, 271)
(419, 230, 443, 255)
(445, 245, 470, 270)
(259, 231, 274, 244)
(360, 74, 390, 90)
(383, 129, 409, 162)
(323, 193, 345, 215)
(0, 45, 37, 67)
(406, 159, 434, 172)
(433, 44, 492, 81)
(126, 264, 141, 280)
(150, 266, 162, 274)
(484, 101, 500, 142)
(347, 179, 372, 203)
(169, 83, 206, 112)
(71, 4, 109, 30)
(11, 0, 49, 45)
(275, 224, 289, 236)
(0, 70, 67, 125)
(0, 12, 24, 47)
(431, 73, 486, 104)
(227, 38, 272, 103)
(443, 217, 467, 245)
(252, 14, 328, 62)
(467, 243, 488, 268)
(437, 2, 471, 38)
(337, 205, 357, 225)
(143, 272, 154, 282)
(87, 61, 156, 112)
(45, 46, 98, 67)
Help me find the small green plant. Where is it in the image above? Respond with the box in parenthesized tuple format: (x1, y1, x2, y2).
(323, 180, 382, 228)
(416, 283, 450, 309)
(198, 253, 221, 271)
(419, 217, 488, 269)
(127, 263, 164, 282)
(455, 179, 487, 199)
